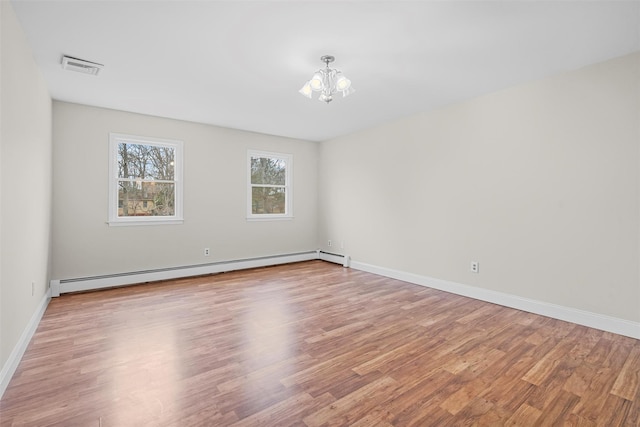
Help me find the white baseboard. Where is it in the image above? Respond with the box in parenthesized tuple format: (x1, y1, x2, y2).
(0, 289, 51, 398)
(51, 251, 319, 296)
(350, 260, 640, 340)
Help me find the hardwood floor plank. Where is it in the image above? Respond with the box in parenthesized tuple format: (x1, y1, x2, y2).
(563, 362, 598, 397)
(386, 369, 458, 424)
(439, 377, 490, 415)
(597, 393, 633, 426)
(350, 411, 395, 427)
(611, 344, 640, 401)
(1, 260, 638, 426)
(229, 392, 317, 427)
(450, 395, 496, 424)
(302, 376, 400, 427)
(533, 389, 581, 425)
(505, 403, 542, 425)
(521, 325, 582, 386)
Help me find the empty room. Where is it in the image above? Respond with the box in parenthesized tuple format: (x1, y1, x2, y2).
(1, 0, 639, 425)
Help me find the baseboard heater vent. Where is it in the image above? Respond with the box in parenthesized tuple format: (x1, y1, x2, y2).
(50, 251, 321, 297)
(318, 250, 351, 268)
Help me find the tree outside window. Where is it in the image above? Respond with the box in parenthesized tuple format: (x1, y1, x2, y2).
(109, 133, 183, 226)
(248, 150, 292, 219)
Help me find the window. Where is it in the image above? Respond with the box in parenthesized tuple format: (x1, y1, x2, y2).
(108, 133, 183, 226)
(247, 150, 292, 220)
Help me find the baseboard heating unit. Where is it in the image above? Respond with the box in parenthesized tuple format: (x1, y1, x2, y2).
(50, 250, 351, 297)
(317, 250, 351, 268)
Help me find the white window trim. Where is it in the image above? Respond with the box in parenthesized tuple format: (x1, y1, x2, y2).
(108, 133, 184, 226)
(247, 149, 293, 220)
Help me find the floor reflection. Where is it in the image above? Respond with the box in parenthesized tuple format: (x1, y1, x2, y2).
(108, 311, 181, 425)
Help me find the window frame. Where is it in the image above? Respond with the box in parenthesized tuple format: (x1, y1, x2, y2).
(108, 133, 184, 226)
(247, 149, 293, 221)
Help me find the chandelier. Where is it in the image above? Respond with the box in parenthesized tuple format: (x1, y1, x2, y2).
(299, 55, 354, 103)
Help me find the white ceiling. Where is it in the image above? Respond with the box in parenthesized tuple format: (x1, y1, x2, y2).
(10, 0, 640, 142)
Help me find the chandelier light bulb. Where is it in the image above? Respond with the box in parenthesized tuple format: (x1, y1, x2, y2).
(309, 73, 324, 91)
(300, 55, 354, 103)
(299, 82, 313, 98)
(336, 75, 351, 91)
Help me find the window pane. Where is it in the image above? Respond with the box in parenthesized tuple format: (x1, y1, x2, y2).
(118, 181, 175, 217)
(251, 157, 285, 185)
(118, 143, 175, 181)
(251, 187, 286, 214)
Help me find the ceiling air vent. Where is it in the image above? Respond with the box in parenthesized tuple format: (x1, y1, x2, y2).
(61, 55, 103, 76)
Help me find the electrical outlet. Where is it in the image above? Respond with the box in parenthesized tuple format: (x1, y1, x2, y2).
(328, 240, 332, 247)
(204, 248, 210, 256)
(31, 281, 35, 296)
(470, 261, 479, 273)
(341, 241, 344, 249)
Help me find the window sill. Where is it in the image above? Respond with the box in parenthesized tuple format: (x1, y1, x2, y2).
(246, 216, 294, 222)
(107, 218, 184, 227)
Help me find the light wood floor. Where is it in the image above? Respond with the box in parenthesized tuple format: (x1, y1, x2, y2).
(1, 260, 639, 426)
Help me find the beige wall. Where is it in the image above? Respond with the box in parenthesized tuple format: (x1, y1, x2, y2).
(319, 52, 640, 323)
(1, 1, 53, 368)
(52, 102, 318, 280)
